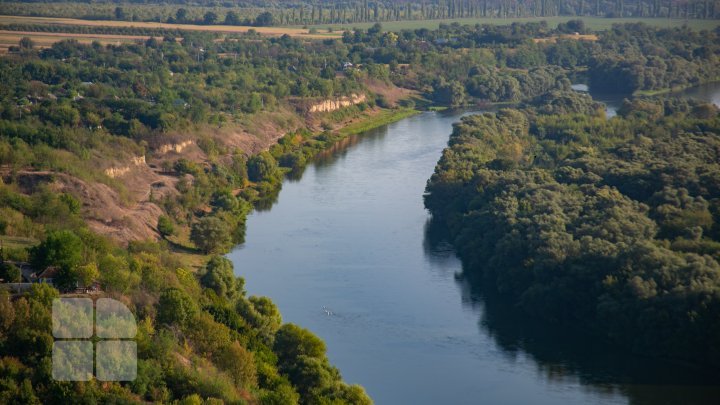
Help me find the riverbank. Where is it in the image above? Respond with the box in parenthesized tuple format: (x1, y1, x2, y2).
(424, 96, 720, 371)
(337, 108, 419, 136)
(166, 105, 419, 265)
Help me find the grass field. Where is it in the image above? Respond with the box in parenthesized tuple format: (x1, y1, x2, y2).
(0, 14, 340, 52)
(0, 15, 341, 38)
(305, 16, 720, 32)
(0, 15, 714, 51)
(0, 30, 159, 52)
(0, 235, 37, 250)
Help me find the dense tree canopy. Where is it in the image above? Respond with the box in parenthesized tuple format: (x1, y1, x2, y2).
(425, 95, 720, 367)
(1, 16, 719, 403)
(2, 1, 718, 26)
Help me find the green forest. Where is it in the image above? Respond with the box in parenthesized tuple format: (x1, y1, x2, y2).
(2, 0, 719, 25)
(425, 95, 720, 367)
(0, 10, 719, 403)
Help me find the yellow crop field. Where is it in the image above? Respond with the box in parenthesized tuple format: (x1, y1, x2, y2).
(0, 15, 340, 38)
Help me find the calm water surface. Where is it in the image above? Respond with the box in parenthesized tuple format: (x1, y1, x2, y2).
(573, 81, 720, 117)
(229, 88, 720, 404)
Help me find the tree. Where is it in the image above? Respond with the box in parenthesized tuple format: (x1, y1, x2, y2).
(190, 216, 231, 254)
(224, 11, 241, 25)
(203, 12, 219, 25)
(175, 8, 188, 23)
(260, 384, 300, 405)
(200, 256, 238, 299)
(53, 261, 98, 290)
(214, 341, 257, 387)
(244, 93, 263, 113)
(29, 282, 59, 307)
(247, 152, 279, 183)
(231, 154, 248, 185)
(254, 12, 276, 27)
(71, 263, 99, 288)
(114, 7, 126, 20)
(0, 262, 21, 282)
(432, 80, 468, 107)
(31, 230, 83, 272)
(284, 355, 334, 397)
(236, 296, 281, 342)
(157, 215, 175, 238)
(274, 323, 326, 366)
(19, 37, 34, 49)
(157, 288, 197, 326)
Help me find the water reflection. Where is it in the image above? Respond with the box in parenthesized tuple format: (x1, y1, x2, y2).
(572, 81, 720, 118)
(571, 82, 628, 117)
(234, 97, 720, 404)
(252, 186, 280, 212)
(423, 217, 720, 405)
(315, 125, 389, 168)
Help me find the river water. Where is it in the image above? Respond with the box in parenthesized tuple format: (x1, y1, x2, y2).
(572, 81, 720, 117)
(229, 85, 720, 404)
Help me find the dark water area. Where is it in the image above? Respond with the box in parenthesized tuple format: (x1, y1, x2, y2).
(229, 105, 720, 404)
(572, 81, 720, 117)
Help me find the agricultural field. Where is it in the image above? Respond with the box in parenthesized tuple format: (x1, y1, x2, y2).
(0, 14, 338, 42)
(0, 30, 159, 52)
(306, 16, 720, 32)
(0, 14, 715, 52)
(0, 14, 339, 52)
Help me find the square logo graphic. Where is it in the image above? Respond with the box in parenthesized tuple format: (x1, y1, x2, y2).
(52, 297, 137, 382)
(52, 298, 93, 339)
(95, 341, 137, 381)
(52, 341, 93, 381)
(96, 298, 137, 339)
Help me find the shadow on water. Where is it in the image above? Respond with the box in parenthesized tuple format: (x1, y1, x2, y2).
(252, 186, 281, 212)
(422, 216, 720, 405)
(314, 125, 390, 169)
(254, 123, 393, 211)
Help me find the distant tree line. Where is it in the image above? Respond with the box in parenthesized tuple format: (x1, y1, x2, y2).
(2, 0, 719, 26)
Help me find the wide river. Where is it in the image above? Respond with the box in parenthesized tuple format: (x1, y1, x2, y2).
(228, 84, 720, 404)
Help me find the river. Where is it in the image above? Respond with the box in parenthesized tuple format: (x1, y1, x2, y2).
(228, 85, 720, 404)
(572, 81, 720, 117)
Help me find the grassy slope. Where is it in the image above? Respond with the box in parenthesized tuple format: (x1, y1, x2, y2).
(0, 235, 37, 249)
(164, 106, 419, 262)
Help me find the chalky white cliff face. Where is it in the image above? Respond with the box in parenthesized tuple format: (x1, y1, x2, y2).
(104, 155, 146, 178)
(308, 94, 367, 113)
(157, 140, 194, 155)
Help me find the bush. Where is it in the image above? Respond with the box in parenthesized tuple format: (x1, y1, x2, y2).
(247, 152, 279, 183)
(157, 288, 197, 326)
(31, 230, 83, 271)
(200, 256, 238, 299)
(190, 216, 232, 254)
(157, 215, 175, 238)
(375, 94, 391, 108)
(0, 262, 21, 282)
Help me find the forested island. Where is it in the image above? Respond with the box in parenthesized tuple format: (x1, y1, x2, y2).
(425, 95, 720, 367)
(0, 4, 719, 402)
